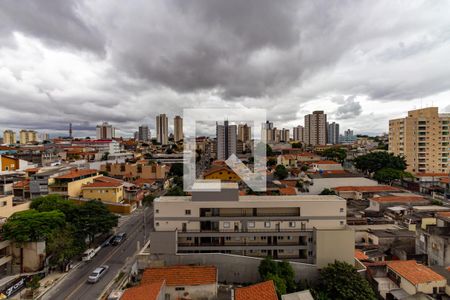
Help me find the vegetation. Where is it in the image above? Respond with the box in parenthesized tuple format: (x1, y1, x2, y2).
(166, 186, 186, 196)
(142, 194, 155, 206)
(169, 163, 184, 177)
(373, 168, 413, 185)
(318, 261, 376, 300)
(292, 142, 302, 149)
(354, 152, 407, 174)
(267, 158, 277, 167)
(258, 257, 297, 295)
(6, 195, 119, 269)
(266, 144, 273, 157)
(321, 147, 347, 163)
(319, 188, 336, 195)
(274, 165, 288, 180)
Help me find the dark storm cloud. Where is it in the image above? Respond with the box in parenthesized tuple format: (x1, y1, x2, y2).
(0, 0, 105, 53)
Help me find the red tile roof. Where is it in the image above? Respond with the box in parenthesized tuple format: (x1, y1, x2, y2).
(235, 281, 278, 300)
(355, 249, 369, 261)
(415, 173, 449, 177)
(55, 169, 98, 179)
(437, 212, 450, 218)
(334, 185, 400, 192)
(370, 196, 426, 203)
(133, 178, 157, 186)
(121, 281, 164, 300)
(82, 181, 123, 188)
(387, 260, 445, 285)
(142, 265, 217, 286)
(280, 187, 297, 195)
(440, 177, 450, 184)
(315, 160, 340, 164)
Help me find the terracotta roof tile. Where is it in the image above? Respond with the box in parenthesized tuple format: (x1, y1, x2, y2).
(280, 187, 297, 195)
(235, 281, 278, 300)
(334, 185, 400, 192)
(355, 249, 369, 261)
(142, 265, 217, 286)
(440, 177, 450, 184)
(315, 160, 340, 164)
(387, 260, 445, 285)
(55, 169, 98, 179)
(121, 281, 164, 300)
(415, 173, 449, 177)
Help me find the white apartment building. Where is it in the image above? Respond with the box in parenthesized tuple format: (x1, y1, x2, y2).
(150, 182, 354, 267)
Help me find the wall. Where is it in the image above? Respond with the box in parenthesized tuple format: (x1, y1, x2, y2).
(138, 253, 319, 284)
(165, 283, 217, 300)
(66, 175, 101, 197)
(11, 241, 45, 272)
(0, 195, 30, 218)
(314, 226, 355, 268)
(82, 186, 124, 203)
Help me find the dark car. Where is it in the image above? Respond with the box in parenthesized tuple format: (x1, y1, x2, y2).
(111, 233, 127, 245)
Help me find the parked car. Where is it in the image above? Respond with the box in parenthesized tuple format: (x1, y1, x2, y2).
(111, 233, 127, 246)
(102, 235, 115, 247)
(82, 247, 101, 261)
(87, 265, 109, 283)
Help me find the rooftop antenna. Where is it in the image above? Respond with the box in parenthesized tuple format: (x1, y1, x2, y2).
(69, 123, 72, 138)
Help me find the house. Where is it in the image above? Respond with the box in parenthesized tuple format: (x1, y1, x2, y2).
(81, 176, 124, 203)
(203, 167, 240, 182)
(141, 265, 218, 300)
(121, 281, 165, 300)
(367, 196, 429, 212)
(386, 260, 446, 296)
(0, 194, 30, 219)
(311, 160, 343, 172)
(101, 161, 169, 181)
(0, 155, 35, 173)
(234, 280, 278, 300)
(48, 169, 100, 198)
(276, 153, 321, 168)
(333, 185, 401, 200)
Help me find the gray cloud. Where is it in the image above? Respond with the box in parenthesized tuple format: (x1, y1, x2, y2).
(336, 96, 362, 120)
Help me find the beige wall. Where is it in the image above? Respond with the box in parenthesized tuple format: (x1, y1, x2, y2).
(66, 175, 101, 197)
(314, 227, 355, 268)
(164, 283, 217, 300)
(82, 186, 124, 203)
(0, 195, 30, 218)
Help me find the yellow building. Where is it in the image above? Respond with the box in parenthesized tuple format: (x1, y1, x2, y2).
(48, 169, 100, 198)
(0, 195, 30, 219)
(19, 130, 38, 145)
(0, 155, 19, 172)
(101, 161, 169, 181)
(81, 176, 124, 203)
(2, 130, 16, 145)
(203, 167, 240, 182)
(389, 107, 449, 174)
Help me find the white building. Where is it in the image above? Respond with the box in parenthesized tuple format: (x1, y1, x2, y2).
(327, 122, 340, 144)
(293, 125, 304, 142)
(173, 116, 183, 142)
(96, 122, 115, 139)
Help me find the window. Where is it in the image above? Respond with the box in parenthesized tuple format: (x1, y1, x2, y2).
(225, 237, 231, 241)
(264, 221, 271, 228)
(249, 236, 256, 241)
(185, 209, 191, 215)
(155, 209, 159, 214)
(289, 222, 295, 228)
(287, 236, 293, 240)
(261, 236, 267, 240)
(155, 222, 159, 226)
(223, 222, 230, 228)
(186, 237, 192, 241)
(175, 287, 185, 291)
(340, 208, 344, 213)
(340, 221, 344, 225)
(248, 221, 255, 228)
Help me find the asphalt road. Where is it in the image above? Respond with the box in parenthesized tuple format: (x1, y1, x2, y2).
(42, 206, 153, 300)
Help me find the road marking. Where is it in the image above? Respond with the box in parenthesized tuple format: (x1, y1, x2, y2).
(64, 210, 151, 300)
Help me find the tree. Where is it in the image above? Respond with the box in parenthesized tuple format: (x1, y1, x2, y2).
(31, 195, 79, 223)
(319, 188, 336, 195)
(319, 261, 376, 300)
(258, 257, 296, 294)
(258, 256, 278, 278)
(265, 273, 286, 297)
(169, 163, 183, 177)
(277, 261, 296, 293)
(266, 144, 273, 157)
(142, 194, 155, 206)
(354, 152, 407, 174)
(300, 165, 308, 172)
(46, 225, 84, 269)
(72, 200, 118, 245)
(274, 165, 288, 180)
(373, 167, 411, 185)
(322, 148, 347, 163)
(166, 186, 186, 196)
(267, 158, 277, 167)
(292, 142, 302, 149)
(26, 275, 41, 297)
(2, 210, 66, 243)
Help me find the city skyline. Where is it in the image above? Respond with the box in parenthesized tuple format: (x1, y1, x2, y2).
(0, 1, 450, 137)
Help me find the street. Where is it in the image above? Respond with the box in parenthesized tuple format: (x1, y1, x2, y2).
(42, 206, 153, 300)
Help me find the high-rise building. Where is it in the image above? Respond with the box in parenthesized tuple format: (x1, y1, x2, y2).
(96, 122, 115, 139)
(3, 130, 16, 145)
(156, 114, 169, 145)
(237, 124, 251, 143)
(293, 125, 304, 142)
(281, 128, 290, 142)
(19, 130, 38, 144)
(304, 111, 327, 146)
(216, 121, 237, 160)
(138, 125, 150, 141)
(174, 116, 183, 142)
(262, 121, 274, 143)
(69, 123, 72, 138)
(340, 129, 356, 144)
(389, 107, 450, 174)
(327, 122, 340, 144)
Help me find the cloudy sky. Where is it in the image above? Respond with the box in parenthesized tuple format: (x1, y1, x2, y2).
(1, 0, 450, 138)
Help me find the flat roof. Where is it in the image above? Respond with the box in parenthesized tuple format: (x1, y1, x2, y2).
(155, 194, 346, 203)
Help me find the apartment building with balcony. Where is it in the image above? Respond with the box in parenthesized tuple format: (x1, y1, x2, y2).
(100, 161, 169, 181)
(389, 107, 450, 174)
(150, 182, 354, 268)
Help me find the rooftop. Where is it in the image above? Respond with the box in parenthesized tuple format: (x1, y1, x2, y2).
(415, 172, 449, 177)
(334, 185, 400, 192)
(370, 195, 426, 203)
(387, 260, 445, 285)
(82, 177, 123, 188)
(235, 280, 278, 300)
(141, 265, 217, 286)
(55, 169, 98, 179)
(156, 194, 346, 203)
(355, 249, 369, 261)
(121, 281, 164, 300)
(314, 160, 340, 164)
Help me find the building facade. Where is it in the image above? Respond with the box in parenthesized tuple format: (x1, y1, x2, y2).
(304, 111, 327, 146)
(293, 126, 304, 142)
(327, 122, 340, 144)
(156, 114, 169, 145)
(216, 121, 237, 161)
(173, 116, 183, 142)
(389, 107, 449, 174)
(2, 130, 16, 145)
(150, 182, 354, 267)
(19, 130, 37, 145)
(138, 125, 151, 142)
(96, 122, 115, 140)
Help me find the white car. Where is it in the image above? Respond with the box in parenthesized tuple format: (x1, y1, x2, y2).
(87, 265, 109, 283)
